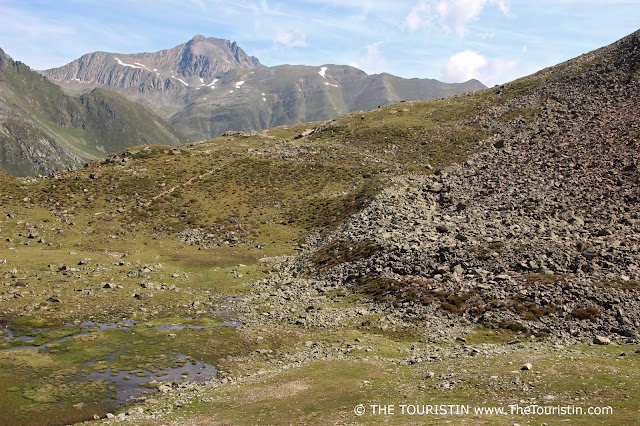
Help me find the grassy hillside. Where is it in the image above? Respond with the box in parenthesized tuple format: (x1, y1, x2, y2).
(0, 85, 501, 422)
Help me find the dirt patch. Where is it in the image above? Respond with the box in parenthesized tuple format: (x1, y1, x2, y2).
(242, 380, 310, 404)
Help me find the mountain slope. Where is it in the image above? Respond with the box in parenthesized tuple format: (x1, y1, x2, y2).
(170, 64, 485, 139)
(1, 30, 640, 426)
(42, 36, 485, 140)
(41, 35, 263, 117)
(0, 48, 185, 176)
(294, 28, 640, 338)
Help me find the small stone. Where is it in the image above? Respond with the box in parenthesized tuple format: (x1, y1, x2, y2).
(436, 224, 449, 233)
(521, 363, 533, 371)
(453, 264, 464, 276)
(594, 335, 611, 345)
(127, 407, 144, 415)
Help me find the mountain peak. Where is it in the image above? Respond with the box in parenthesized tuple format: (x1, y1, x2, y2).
(42, 36, 262, 97)
(178, 35, 262, 80)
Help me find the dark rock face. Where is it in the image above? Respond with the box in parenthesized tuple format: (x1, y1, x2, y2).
(177, 37, 261, 80)
(42, 36, 262, 103)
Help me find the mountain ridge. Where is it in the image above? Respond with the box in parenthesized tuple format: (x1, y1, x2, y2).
(0, 49, 186, 176)
(42, 36, 486, 140)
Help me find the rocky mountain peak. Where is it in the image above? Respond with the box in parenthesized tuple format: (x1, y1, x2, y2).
(41, 36, 264, 104)
(178, 35, 262, 79)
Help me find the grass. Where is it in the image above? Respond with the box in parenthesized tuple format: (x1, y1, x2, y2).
(154, 341, 640, 425)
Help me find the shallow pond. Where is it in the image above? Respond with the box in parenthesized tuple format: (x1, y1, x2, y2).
(83, 355, 217, 402)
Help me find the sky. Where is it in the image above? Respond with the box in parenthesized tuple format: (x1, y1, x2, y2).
(0, 0, 638, 87)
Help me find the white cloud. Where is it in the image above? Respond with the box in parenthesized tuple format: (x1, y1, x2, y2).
(480, 57, 519, 85)
(443, 49, 528, 86)
(406, 2, 432, 31)
(443, 50, 488, 81)
(406, 0, 510, 36)
(437, 0, 487, 36)
(274, 29, 307, 47)
(351, 41, 388, 75)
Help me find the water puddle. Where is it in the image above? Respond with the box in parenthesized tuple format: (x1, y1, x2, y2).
(0, 318, 240, 353)
(83, 356, 217, 402)
(1, 319, 225, 403)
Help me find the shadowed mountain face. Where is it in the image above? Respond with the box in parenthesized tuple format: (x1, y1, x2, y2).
(0, 49, 185, 176)
(42, 36, 486, 140)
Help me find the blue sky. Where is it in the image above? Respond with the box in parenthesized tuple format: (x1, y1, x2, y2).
(0, 0, 638, 86)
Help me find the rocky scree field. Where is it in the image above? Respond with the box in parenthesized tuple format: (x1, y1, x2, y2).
(0, 30, 639, 425)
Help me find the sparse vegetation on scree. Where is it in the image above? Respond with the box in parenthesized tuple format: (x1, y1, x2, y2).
(1, 30, 640, 425)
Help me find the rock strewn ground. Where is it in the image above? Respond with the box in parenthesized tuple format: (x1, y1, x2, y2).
(280, 31, 640, 341)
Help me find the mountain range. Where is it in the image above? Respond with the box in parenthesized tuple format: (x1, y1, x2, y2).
(41, 35, 485, 140)
(0, 47, 185, 176)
